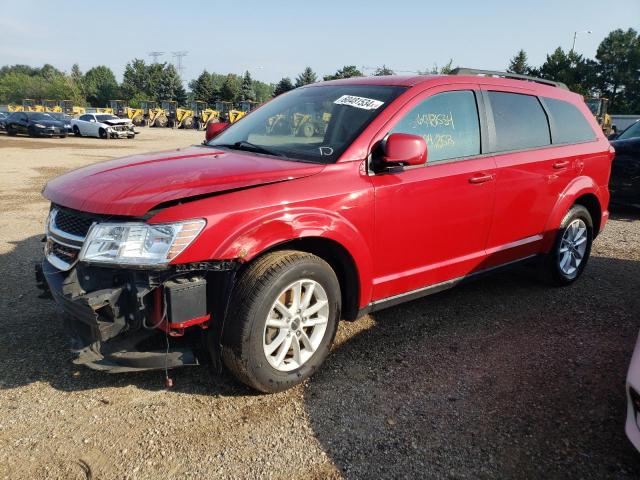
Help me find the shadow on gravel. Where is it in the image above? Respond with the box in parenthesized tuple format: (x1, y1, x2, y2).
(305, 254, 640, 479)
(0, 235, 250, 398)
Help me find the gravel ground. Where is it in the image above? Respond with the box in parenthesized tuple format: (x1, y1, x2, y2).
(0, 128, 639, 479)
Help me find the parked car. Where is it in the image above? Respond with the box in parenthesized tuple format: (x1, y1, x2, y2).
(38, 70, 613, 393)
(46, 112, 74, 134)
(611, 120, 640, 141)
(626, 333, 640, 451)
(5, 111, 67, 138)
(71, 113, 135, 139)
(0, 111, 8, 131)
(609, 135, 640, 209)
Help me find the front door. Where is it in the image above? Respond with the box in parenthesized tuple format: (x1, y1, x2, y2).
(370, 86, 496, 301)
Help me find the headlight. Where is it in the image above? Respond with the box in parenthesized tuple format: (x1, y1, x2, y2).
(79, 220, 205, 266)
(34, 123, 46, 128)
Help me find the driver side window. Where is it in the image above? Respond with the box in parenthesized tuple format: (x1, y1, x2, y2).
(391, 90, 481, 163)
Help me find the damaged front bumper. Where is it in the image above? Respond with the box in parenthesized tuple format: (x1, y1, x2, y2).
(36, 259, 216, 373)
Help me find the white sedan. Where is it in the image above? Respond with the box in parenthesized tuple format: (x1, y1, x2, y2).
(71, 113, 136, 139)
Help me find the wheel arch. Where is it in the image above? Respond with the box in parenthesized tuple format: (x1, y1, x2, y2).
(244, 236, 361, 321)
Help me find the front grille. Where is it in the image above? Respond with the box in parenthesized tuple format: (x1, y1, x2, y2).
(54, 209, 96, 237)
(49, 241, 79, 264)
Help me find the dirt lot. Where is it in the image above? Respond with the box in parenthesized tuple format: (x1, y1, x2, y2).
(1, 127, 639, 479)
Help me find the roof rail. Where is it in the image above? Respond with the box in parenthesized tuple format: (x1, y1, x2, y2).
(450, 68, 568, 90)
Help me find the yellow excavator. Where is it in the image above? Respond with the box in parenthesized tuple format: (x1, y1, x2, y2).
(7, 104, 24, 112)
(148, 103, 168, 128)
(139, 101, 157, 126)
(109, 100, 144, 126)
(162, 101, 195, 129)
(585, 97, 612, 136)
(192, 101, 221, 130)
(95, 107, 114, 114)
(60, 100, 85, 116)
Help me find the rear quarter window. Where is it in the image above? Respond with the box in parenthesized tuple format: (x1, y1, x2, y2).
(543, 97, 597, 144)
(487, 91, 550, 152)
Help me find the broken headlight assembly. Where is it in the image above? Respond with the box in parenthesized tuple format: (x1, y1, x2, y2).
(79, 219, 205, 267)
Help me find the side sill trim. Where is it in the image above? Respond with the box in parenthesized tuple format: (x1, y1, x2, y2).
(356, 254, 538, 318)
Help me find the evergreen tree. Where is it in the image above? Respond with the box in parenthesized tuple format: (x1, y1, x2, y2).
(295, 67, 317, 87)
(121, 59, 149, 100)
(507, 50, 530, 74)
(220, 74, 240, 102)
(83, 65, 118, 106)
(374, 65, 394, 76)
(323, 65, 363, 81)
(240, 70, 256, 101)
(155, 64, 183, 102)
(274, 77, 294, 96)
(189, 70, 215, 103)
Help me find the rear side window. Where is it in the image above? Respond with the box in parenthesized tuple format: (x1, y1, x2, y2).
(487, 91, 550, 152)
(391, 90, 481, 163)
(543, 98, 597, 144)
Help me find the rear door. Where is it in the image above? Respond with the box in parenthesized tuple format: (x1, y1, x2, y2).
(370, 85, 497, 300)
(481, 88, 571, 267)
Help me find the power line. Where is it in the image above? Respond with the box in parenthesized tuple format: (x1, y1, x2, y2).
(148, 51, 165, 63)
(171, 51, 189, 77)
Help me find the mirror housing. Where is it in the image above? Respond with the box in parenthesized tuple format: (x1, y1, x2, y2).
(380, 133, 427, 167)
(205, 122, 230, 142)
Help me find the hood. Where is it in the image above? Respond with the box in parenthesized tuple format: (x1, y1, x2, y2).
(103, 118, 132, 126)
(610, 137, 640, 154)
(43, 146, 325, 216)
(35, 120, 64, 127)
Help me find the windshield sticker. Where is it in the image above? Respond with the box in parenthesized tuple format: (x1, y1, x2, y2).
(334, 95, 384, 110)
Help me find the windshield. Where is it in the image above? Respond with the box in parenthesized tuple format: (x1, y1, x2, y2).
(207, 85, 405, 163)
(618, 121, 640, 140)
(585, 99, 601, 116)
(30, 113, 54, 121)
(96, 114, 119, 122)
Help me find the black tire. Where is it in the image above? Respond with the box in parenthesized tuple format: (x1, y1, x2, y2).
(7, 127, 17, 136)
(98, 128, 108, 139)
(59, 133, 67, 138)
(73, 126, 81, 137)
(540, 204, 593, 286)
(221, 250, 341, 393)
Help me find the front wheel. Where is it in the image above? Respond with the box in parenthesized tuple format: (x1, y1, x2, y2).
(540, 204, 593, 286)
(221, 250, 341, 393)
(73, 125, 81, 136)
(98, 128, 108, 139)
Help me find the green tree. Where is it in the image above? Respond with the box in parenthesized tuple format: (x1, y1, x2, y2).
(374, 65, 394, 76)
(240, 70, 256, 101)
(155, 64, 183, 102)
(595, 28, 640, 113)
(295, 67, 317, 87)
(121, 59, 150, 101)
(274, 77, 294, 96)
(507, 50, 530, 74)
(252, 80, 274, 102)
(418, 60, 454, 75)
(189, 70, 215, 103)
(83, 65, 119, 106)
(538, 47, 595, 95)
(323, 65, 363, 81)
(220, 73, 240, 102)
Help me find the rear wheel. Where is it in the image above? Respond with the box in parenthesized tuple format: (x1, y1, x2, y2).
(221, 250, 341, 393)
(540, 204, 593, 286)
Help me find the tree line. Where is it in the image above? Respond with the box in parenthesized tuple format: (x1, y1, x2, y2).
(0, 28, 637, 113)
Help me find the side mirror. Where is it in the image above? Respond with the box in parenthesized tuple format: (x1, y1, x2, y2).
(380, 133, 427, 168)
(205, 122, 230, 142)
(607, 133, 618, 140)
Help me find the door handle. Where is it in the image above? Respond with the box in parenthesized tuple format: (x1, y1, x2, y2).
(468, 173, 495, 184)
(553, 160, 570, 169)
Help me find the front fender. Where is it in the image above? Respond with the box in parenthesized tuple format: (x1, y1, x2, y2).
(210, 207, 374, 306)
(541, 175, 604, 251)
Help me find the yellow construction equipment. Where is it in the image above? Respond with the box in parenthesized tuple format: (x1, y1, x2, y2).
(191, 101, 221, 129)
(60, 100, 85, 116)
(586, 97, 612, 136)
(7, 104, 24, 112)
(148, 103, 168, 128)
(161, 101, 194, 129)
(95, 107, 114, 114)
(42, 100, 62, 113)
(22, 99, 44, 112)
(110, 100, 144, 126)
(140, 101, 157, 126)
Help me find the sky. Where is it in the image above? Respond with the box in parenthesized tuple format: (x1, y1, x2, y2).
(0, 0, 638, 85)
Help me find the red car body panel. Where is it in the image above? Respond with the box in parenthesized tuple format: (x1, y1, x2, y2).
(43, 75, 613, 313)
(43, 146, 325, 216)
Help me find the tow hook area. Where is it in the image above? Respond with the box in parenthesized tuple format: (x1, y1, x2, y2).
(38, 259, 217, 373)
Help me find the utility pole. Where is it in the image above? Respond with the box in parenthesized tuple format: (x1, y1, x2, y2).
(171, 51, 189, 78)
(148, 51, 165, 63)
(571, 30, 592, 53)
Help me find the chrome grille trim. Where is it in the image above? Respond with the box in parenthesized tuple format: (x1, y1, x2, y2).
(45, 208, 94, 271)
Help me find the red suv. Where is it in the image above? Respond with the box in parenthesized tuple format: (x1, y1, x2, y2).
(38, 69, 613, 392)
